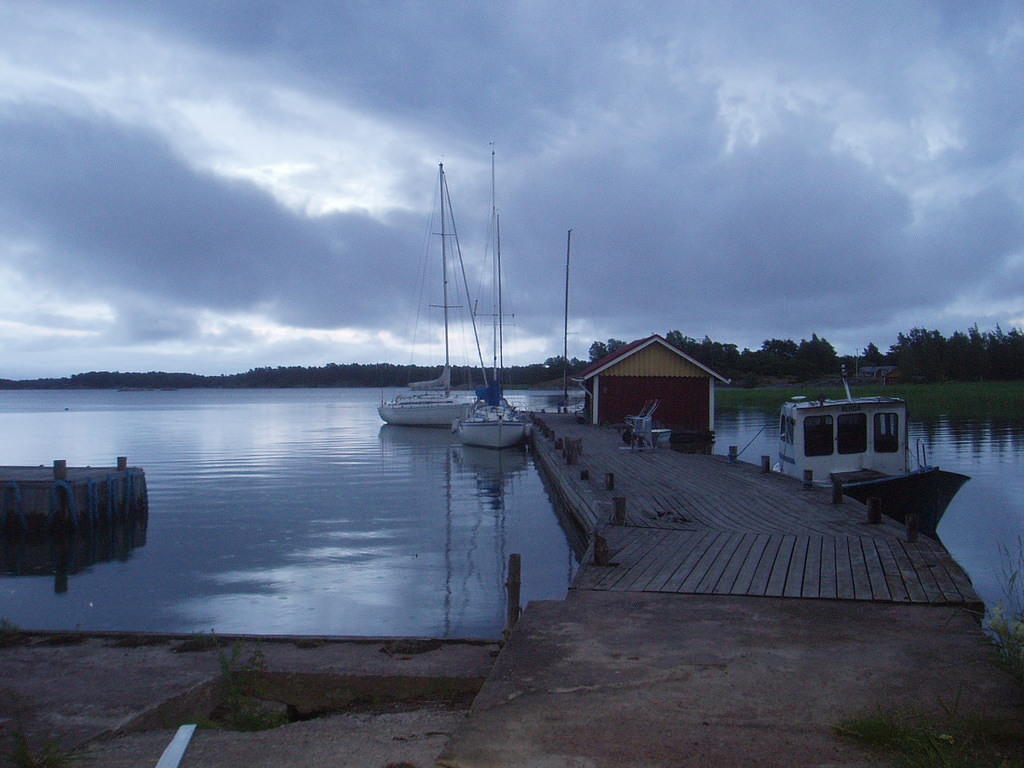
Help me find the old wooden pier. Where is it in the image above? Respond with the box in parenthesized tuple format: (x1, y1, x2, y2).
(529, 412, 978, 607)
(0, 459, 148, 534)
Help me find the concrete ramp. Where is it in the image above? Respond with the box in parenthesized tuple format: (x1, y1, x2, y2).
(438, 592, 1023, 768)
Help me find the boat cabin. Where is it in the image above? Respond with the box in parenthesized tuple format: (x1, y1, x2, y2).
(778, 395, 910, 482)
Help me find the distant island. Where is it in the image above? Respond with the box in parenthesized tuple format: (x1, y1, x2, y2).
(2, 324, 1021, 389)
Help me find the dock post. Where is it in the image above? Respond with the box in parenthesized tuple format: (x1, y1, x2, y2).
(728, 445, 738, 464)
(612, 497, 626, 525)
(604, 472, 615, 491)
(761, 455, 771, 473)
(593, 533, 610, 565)
(53, 460, 67, 480)
(831, 476, 844, 504)
(117, 456, 128, 471)
(867, 497, 882, 524)
(802, 469, 813, 489)
(905, 513, 919, 542)
(504, 553, 522, 640)
(580, 469, 589, 481)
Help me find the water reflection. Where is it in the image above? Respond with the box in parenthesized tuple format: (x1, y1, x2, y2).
(0, 389, 579, 636)
(0, 518, 147, 594)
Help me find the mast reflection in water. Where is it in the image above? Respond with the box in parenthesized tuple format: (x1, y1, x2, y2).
(0, 388, 579, 637)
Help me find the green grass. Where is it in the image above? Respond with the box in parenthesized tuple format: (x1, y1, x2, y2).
(835, 707, 1024, 767)
(988, 537, 1024, 688)
(206, 642, 289, 732)
(717, 381, 1024, 419)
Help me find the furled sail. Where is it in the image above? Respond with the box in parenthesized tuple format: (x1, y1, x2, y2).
(409, 365, 450, 391)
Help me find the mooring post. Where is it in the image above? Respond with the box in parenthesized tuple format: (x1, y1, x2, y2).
(831, 476, 844, 504)
(53, 459, 67, 480)
(504, 553, 522, 640)
(728, 445, 738, 464)
(605, 472, 615, 491)
(580, 468, 589, 481)
(117, 456, 128, 471)
(867, 496, 882, 524)
(612, 496, 627, 525)
(593, 533, 610, 565)
(905, 513, 919, 543)
(802, 469, 813, 489)
(761, 455, 771, 473)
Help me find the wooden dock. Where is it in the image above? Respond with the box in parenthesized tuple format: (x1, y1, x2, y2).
(1, 460, 148, 534)
(530, 413, 979, 607)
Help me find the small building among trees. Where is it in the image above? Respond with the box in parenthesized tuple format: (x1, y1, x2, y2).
(576, 334, 730, 440)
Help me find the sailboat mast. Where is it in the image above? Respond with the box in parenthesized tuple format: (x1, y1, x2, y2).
(563, 228, 572, 407)
(439, 163, 450, 384)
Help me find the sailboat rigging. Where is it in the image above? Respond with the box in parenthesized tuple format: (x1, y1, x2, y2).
(454, 149, 528, 449)
(379, 163, 484, 427)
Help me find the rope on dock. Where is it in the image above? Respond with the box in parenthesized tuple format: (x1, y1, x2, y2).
(47, 480, 80, 531)
(1, 481, 25, 531)
(85, 477, 100, 525)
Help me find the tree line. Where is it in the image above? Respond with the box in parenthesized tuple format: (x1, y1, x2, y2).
(586, 324, 1024, 385)
(1, 324, 1021, 390)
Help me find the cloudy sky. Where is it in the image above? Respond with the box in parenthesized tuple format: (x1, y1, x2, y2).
(1, 1, 1021, 379)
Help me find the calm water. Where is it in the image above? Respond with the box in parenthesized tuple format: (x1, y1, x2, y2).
(0, 388, 579, 638)
(0, 390, 1020, 637)
(713, 407, 1024, 610)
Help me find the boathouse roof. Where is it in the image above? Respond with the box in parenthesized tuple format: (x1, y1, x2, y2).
(577, 334, 730, 383)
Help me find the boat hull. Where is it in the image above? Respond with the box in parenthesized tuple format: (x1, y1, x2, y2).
(456, 419, 527, 449)
(841, 467, 969, 539)
(378, 401, 470, 427)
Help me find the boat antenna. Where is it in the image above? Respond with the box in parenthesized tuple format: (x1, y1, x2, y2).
(562, 228, 572, 408)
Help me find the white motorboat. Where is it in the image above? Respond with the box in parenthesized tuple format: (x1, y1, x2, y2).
(777, 371, 968, 538)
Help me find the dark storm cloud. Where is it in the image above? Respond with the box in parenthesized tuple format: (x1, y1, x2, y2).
(2, 0, 1023, 376)
(0, 107, 419, 331)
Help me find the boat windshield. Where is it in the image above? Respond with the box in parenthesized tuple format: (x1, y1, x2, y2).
(874, 412, 900, 453)
(804, 415, 833, 456)
(837, 413, 867, 454)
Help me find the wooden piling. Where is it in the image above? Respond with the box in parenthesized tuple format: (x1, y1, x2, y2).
(592, 533, 610, 566)
(831, 476, 844, 505)
(761, 455, 771, 473)
(505, 554, 522, 640)
(612, 497, 626, 525)
(905, 513, 919, 543)
(580, 469, 589, 481)
(867, 497, 882, 524)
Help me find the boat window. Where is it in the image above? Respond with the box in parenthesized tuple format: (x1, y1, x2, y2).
(787, 417, 794, 444)
(874, 412, 900, 453)
(780, 413, 787, 440)
(837, 413, 867, 454)
(803, 415, 833, 456)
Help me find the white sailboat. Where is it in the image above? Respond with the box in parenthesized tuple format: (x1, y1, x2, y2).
(455, 151, 528, 449)
(379, 164, 478, 427)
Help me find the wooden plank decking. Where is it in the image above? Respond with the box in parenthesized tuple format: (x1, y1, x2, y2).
(530, 413, 979, 607)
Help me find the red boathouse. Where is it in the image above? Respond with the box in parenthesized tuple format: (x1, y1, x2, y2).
(576, 334, 729, 438)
